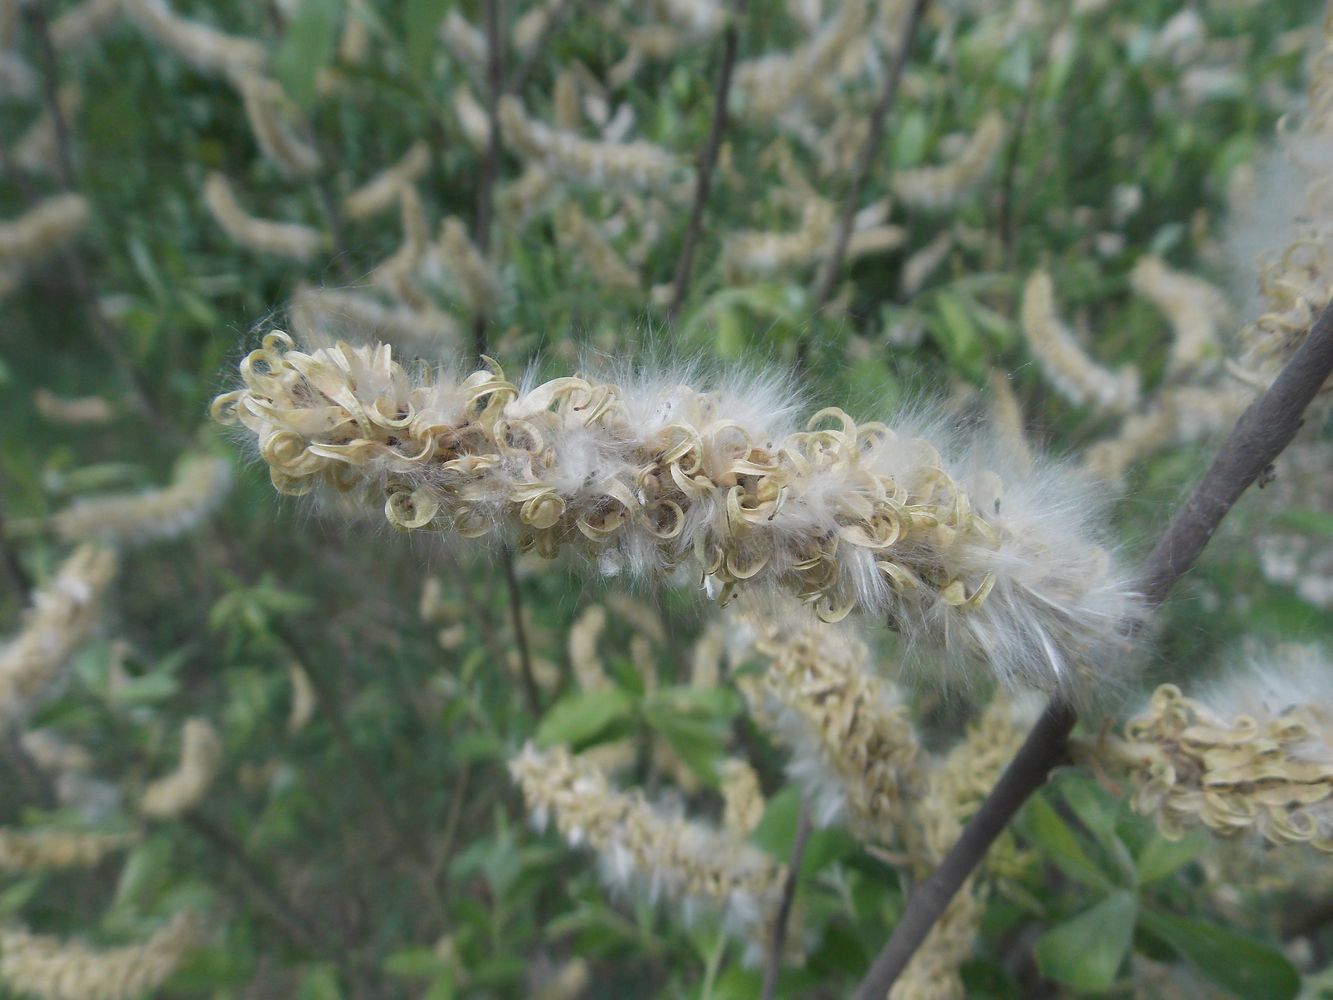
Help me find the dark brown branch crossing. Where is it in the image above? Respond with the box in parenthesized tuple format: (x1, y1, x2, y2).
(667, 0, 747, 323)
(853, 301, 1333, 998)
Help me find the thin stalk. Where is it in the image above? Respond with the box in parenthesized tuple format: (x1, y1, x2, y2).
(810, 0, 929, 312)
(666, 0, 746, 323)
(502, 549, 542, 716)
(760, 806, 812, 1000)
(853, 299, 1333, 998)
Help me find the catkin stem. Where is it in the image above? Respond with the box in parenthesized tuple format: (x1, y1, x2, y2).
(667, 0, 746, 323)
(854, 297, 1333, 998)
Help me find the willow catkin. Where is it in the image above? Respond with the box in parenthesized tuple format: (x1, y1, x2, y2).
(290, 285, 462, 350)
(202, 173, 323, 261)
(892, 113, 1006, 210)
(1129, 256, 1229, 374)
(741, 608, 921, 842)
(1021, 270, 1141, 414)
(373, 185, 430, 305)
(440, 10, 486, 76)
(719, 759, 765, 836)
(344, 141, 431, 221)
(509, 742, 786, 952)
(453, 84, 491, 151)
(437, 217, 500, 315)
(568, 605, 611, 691)
(0, 195, 89, 266)
(0, 828, 136, 872)
(32, 389, 115, 426)
(287, 662, 316, 735)
(46, 452, 230, 545)
(13, 86, 81, 175)
(555, 204, 640, 293)
(1103, 649, 1333, 852)
(140, 718, 221, 819)
(498, 96, 687, 193)
(213, 333, 1139, 693)
(234, 74, 321, 178)
(0, 911, 204, 1000)
(49, 0, 121, 51)
(0, 545, 117, 716)
(121, 0, 264, 77)
(21, 729, 93, 774)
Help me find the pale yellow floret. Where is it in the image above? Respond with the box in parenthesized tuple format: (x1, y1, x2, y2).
(690, 621, 728, 689)
(21, 729, 94, 775)
(287, 662, 316, 734)
(202, 173, 323, 261)
(900, 229, 954, 296)
(568, 605, 611, 692)
(533, 957, 590, 1000)
(438, 217, 500, 315)
(0, 911, 204, 1000)
(440, 10, 486, 76)
(372, 185, 430, 306)
(234, 74, 322, 178)
(140, 718, 221, 819)
(0, 828, 136, 871)
(1130, 256, 1229, 373)
(499, 95, 686, 192)
(122, 0, 264, 76)
(604, 594, 667, 647)
(344, 142, 432, 221)
(892, 113, 1006, 209)
(720, 759, 765, 836)
(453, 84, 491, 152)
(0, 195, 89, 266)
(47, 452, 230, 545)
(32, 389, 115, 426)
(1021, 270, 1141, 414)
(0, 545, 117, 717)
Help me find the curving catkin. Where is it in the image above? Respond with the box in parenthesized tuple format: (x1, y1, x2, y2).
(499, 96, 687, 193)
(892, 113, 1006, 210)
(202, 173, 323, 261)
(0, 911, 204, 1000)
(1129, 256, 1229, 374)
(1021, 270, 1141, 414)
(0, 545, 117, 717)
(213, 333, 1140, 693)
(233, 74, 322, 178)
(46, 452, 231, 545)
(139, 718, 221, 819)
(121, 0, 264, 77)
(0, 828, 136, 872)
(509, 742, 786, 952)
(0, 195, 89, 266)
(344, 142, 432, 221)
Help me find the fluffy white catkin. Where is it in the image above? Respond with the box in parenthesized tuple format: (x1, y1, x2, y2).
(202, 173, 324, 262)
(0, 195, 89, 266)
(213, 334, 1141, 693)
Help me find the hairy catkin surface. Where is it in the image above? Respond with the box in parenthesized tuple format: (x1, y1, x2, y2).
(213, 334, 1140, 694)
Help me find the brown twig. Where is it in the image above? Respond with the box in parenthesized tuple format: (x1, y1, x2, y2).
(0, 511, 32, 604)
(501, 549, 543, 716)
(21, 1, 172, 435)
(760, 805, 812, 1000)
(853, 301, 1333, 999)
(666, 0, 746, 323)
(810, 0, 928, 313)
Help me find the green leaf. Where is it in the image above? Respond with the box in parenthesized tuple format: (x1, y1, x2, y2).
(1276, 508, 1333, 538)
(275, 0, 344, 109)
(1135, 830, 1207, 884)
(384, 949, 447, 979)
(1021, 795, 1111, 889)
(749, 787, 801, 858)
(534, 689, 633, 748)
(1034, 891, 1137, 991)
(928, 293, 986, 382)
(1140, 910, 1300, 1000)
(405, 0, 450, 78)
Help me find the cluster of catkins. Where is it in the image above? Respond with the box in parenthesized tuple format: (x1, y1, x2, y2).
(213, 332, 1141, 694)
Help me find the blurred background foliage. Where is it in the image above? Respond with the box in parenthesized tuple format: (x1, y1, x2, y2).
(2, 0, 1333, 996)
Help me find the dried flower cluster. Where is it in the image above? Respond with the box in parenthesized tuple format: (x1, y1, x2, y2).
(213, 333, 1139, 693)
(1107, 652, 1333, 851)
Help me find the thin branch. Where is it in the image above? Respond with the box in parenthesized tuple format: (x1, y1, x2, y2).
(666, 0, 746, 323)
(0, 511, 31, 603)
(760, 806, 812, 1000)
(471, 0, 506, 363)
(853, 301, 1333, 999)
(810, 0, 928, 312)
(501, 549, 543, 716)
(21, 1, 172, 435)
